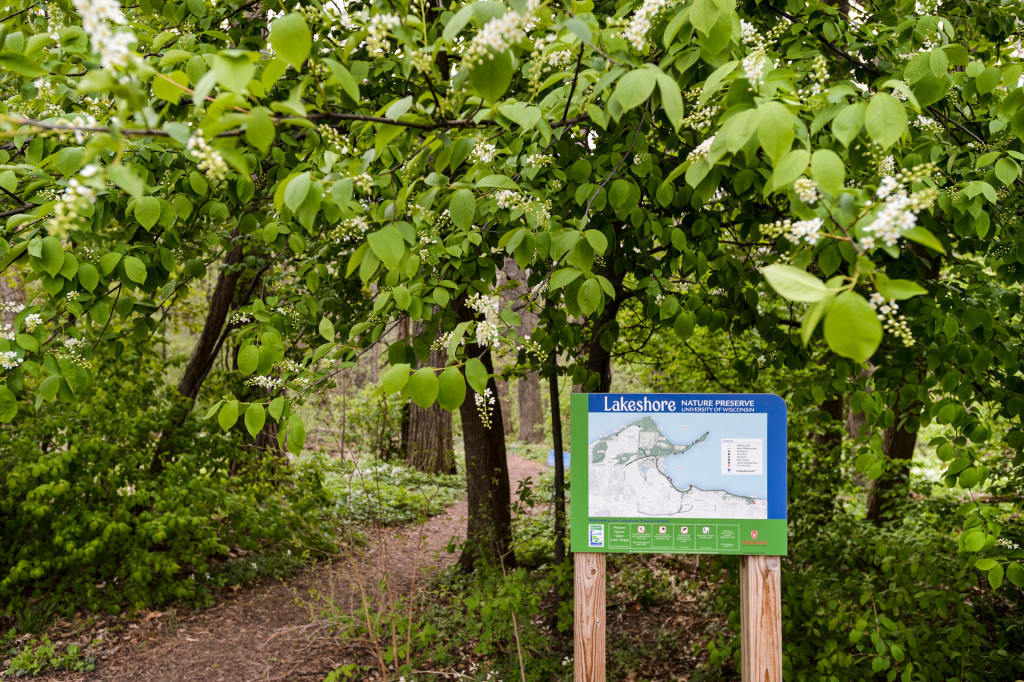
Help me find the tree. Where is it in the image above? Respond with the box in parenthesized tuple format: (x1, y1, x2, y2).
(1, 0, 1022, 586)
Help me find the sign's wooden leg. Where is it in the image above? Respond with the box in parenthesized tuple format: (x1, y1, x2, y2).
(740, 554, 782, 682)
(574, 552, 605, 682)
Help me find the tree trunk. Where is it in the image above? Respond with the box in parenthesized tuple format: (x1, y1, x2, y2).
(406, 348, 455, 474)
(176, 244, 245, 401)
(151, 245, 245, 474)
(517, 300, 544, 443)
(580, 300, 621, 393)
(458, 343, 515, 570)
(865, 412, 918, 526)
(496, 373, 515, 438)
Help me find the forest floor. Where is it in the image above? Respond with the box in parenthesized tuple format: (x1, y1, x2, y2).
(25, 453, 547, 682)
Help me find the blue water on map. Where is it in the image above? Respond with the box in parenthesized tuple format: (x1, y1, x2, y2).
(589, 412, 768, 500)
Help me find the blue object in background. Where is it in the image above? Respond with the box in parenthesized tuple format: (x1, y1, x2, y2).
(546, 449, 570, 468)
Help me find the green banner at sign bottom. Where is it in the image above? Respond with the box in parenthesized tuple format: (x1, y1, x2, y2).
(575, 519, 786, 555)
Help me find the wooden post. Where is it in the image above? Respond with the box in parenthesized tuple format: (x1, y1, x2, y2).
(574, 552, 605, 682)
(740, 555, 782, 682)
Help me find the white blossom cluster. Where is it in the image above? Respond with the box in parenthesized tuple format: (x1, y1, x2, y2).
(186, 133, 228, 184)
(624, 0, 674, 51)
(474, 387, 496, 429)
(71, 0, 136, 70)
(471, 140, 497, 165)
(230, 312, 252, 325)
(464, 0, 539, 66)
(366, 13, 401, 53)
(57, 337, 90, 367)
(633, 152, 652, 166)
(0, 325, 13, 341)
(24, 314, 42, 332)
(686, 135, 716, 162)
(861, 169, 937, 249)
(869, 293, 913, 346)
(996, 537, 1020, 550)
(51, 178, 98, 240)
(762, 217, 824, 244)
(318, 125, 353, 155)
(527, 200, 551, 225)
(468, 292, 501, 347)
(547, 50, 573, 69)
(352, 173, 374, 194)
(494, 190, 523, 210)
(0, 301, 25, 314)
(431, 330, 464, 351)
(793, 178, 819, 204)
(247, 375, 282, 390)
(0, 350, 22, 370)
(878, 155, 896, 176)
(742, 51, 774, 84)
(680, 105, 718, 130)
(522, 153, 552, 167)
(914, 116, 943, 134)
(328, 215, 371, 243)
(797, 55, 829, 98)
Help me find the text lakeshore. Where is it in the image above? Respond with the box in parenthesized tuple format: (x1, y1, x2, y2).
(600, 396, 756, 413)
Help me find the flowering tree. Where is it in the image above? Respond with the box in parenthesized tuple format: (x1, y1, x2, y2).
(1, 0, 1023, 578)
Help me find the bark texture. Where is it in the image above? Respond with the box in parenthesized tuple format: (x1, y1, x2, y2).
(517, 301, 544, 443)
(458, 344, 515, 570)
(865, 413, 918, 525)
(405, 348, 455, 474)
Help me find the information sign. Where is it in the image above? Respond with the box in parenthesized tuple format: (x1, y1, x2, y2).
(570, 393, 787, 556)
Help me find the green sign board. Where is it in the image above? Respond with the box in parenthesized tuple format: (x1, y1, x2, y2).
(570, 393, 787, 556)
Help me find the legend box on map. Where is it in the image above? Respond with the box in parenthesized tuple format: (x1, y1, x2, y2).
(721, 438, 763, 475)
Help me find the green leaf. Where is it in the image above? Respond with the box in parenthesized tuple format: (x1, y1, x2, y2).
(655, 71, 683, 131)
(757, 102, 794, 162)
(1007, 561, 1024, 588)
(287, 413, 306, 455)
(237, 345, 259, 375)
(218, 400, 239, 431)
(0, 386, 17, 423)
(673, 312, 695, 341)
(987, 563, 1004, 590)
(99, 252, 122, 275)
(902, 226, 945, 253)
(39, 236, 64, 278)
(577, 278, 602, 316)
(244, 403, 266, 438)
(801, 296, 831, 346)
(16, 334, 38, 352)
(245, 107, 275, 151)
(108, 164, 145, 199)
(55, 147, 84, 177)
(270, 14, 312, 69)
(135, 197, 161, 230)
(123, 256, 147, 284)
(319, 316, 335, 341)
(450, 189, 475, 230)
(268, 396, 286, 421)
(761, 264, 830, 302)
(408, 368, 439, 408)
(39, 376, 59, 402)
(994, 157, 1020, 186)
(613, 68, 657, 116)
(823, 292, 883, 362)
(77, 263, 99, 292)
(831, 102, 865, 147)
(437, 367, 467, 411)
(769, 149, 810, 193)
(476, 174, 519, 189)
(865, 94, 907, 149)
(0, 52, 46, 77)
(284, 172, 312, 212)
(875, 276, 927, 300)
(465, 357, 488, 394)
(469, 51, 513, 104)
(382, 363, 411, 394)
(367, 225, 406, 270)
(974, 558, 999, 571)
(153, 70, 189, 103)
(323, 58, 360, 102)
(963, 531, 986, 552)
(811, 149, 845, 196)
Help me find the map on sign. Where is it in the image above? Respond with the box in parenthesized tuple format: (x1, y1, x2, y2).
(587, 414, 768, 520)
(570, 393, 788, 556)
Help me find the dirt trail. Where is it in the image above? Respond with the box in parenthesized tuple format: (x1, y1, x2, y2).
(36, 454, 546, 682)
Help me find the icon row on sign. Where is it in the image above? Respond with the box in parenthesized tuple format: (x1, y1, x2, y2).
(632, 525, 712, 534)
